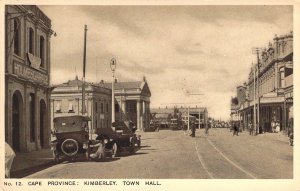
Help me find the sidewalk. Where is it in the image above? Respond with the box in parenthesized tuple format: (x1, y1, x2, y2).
(10, 148, 54, 178)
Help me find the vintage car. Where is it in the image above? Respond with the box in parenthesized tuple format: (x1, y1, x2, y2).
(50, 115, 103, 162)
(95, 121, 141, 155)
(169, 118, 182, 130)
(147, 118, 160, 132)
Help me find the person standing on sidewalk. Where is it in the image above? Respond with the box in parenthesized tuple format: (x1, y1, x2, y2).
(249, 121, 254, 136)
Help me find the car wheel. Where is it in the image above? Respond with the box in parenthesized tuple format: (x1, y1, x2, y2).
(111, 143, 117, 158)
(61, 139, 79, 157)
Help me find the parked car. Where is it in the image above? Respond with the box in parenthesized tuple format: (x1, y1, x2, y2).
(95, 120, 141, 155)
(50, 115, 104, 162)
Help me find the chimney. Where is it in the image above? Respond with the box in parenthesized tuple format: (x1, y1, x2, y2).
(100, 80, 104, 83)
(75, 75, 78, 80)
(143, 76, 146, 82)
(115, 79, 117, 83)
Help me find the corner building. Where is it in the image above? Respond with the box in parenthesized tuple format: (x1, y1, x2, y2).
(5, 5, 53, 152)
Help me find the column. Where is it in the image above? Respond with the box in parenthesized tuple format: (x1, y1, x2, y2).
(136, 100, 141, 130)
(121, 98, 126, 120)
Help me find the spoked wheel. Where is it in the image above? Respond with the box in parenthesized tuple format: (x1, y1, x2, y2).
(111, 143, 118, 158)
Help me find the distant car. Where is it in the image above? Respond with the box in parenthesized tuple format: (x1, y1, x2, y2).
(50, 115, 104, 162)
(95, 121, 141, 155)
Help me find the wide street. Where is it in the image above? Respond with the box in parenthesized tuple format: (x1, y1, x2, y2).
(25, 128, 293, 179)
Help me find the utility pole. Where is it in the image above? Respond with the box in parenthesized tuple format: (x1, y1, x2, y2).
(252, 47, 261, 134)
(253, 62, 256, 133)
(82, 25, 87, 115)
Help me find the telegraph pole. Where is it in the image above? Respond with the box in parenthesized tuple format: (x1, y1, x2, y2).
(252, 47, 261, 134)
(82, 25, 87, 115)
(253, 62, 256, 133)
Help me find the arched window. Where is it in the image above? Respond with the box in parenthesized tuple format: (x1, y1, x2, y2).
(13, 19, 20, 56)
(40, 36, 45, 67)
(29, 28, 34, 54)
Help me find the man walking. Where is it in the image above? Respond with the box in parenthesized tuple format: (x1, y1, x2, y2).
(190, 120, 196, 137)
(233, 122, 239, 136)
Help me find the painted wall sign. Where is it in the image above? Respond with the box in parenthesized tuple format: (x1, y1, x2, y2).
(13, 62, 48, 85)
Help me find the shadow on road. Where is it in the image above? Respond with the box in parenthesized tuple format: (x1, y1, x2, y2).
(11, 161, 56, 178)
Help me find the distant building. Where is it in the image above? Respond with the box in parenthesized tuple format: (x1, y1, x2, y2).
(51, 77, 112, 135)
(5, 5, 53, 152)
(230, 86, 247, 129)
(151, 106, 208, 128)
(102, 77, 151, 131)
(237, 31, 293, 134)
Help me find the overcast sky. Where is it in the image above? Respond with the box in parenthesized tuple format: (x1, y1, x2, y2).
(40, 5, 292, 120)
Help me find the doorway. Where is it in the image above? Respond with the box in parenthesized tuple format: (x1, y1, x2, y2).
(12, 91, 23, 152)
(40, 99, 46, 148)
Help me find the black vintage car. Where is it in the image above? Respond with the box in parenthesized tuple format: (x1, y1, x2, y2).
(50, 115, 103, 162)
(95, 121, 141, 155)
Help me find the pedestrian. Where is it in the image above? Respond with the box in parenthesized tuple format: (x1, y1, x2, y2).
(275, 121, 280, 133)
(271, 120, 276, 133)
(233, 122, 239, 136)
(205, 121, 210, 136)
(190, 120, 196, 137)
(249, 121, 254, 136)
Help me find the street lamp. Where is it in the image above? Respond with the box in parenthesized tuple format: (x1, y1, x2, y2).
(110, 58, 117, 123)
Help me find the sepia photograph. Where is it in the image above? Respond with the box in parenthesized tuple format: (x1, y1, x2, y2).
(1, 0, 299, 190)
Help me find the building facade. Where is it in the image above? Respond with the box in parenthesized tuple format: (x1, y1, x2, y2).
(235, 31, 293, 134)
(5, 5, 53, 152)
(230, 86, 247, 129)
(102, 77, 151, 131)
(51, 77, 112, 136)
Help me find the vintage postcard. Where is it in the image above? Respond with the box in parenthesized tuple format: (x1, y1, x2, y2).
(1, 0, 299, 191)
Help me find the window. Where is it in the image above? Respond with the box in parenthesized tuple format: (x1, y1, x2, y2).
(40, 36, 45, 67)
(115, 103, 119, 113)
(106, 102, 109, 113)
(100, 103, 103, 113)
(279, 67, 285, 88)
(68, 101, 74, 113)
(29, 28, 34, 54)
(55, 101, 61, 113)
(95, 102, 98, 113)
(13, 19, 20, 56)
